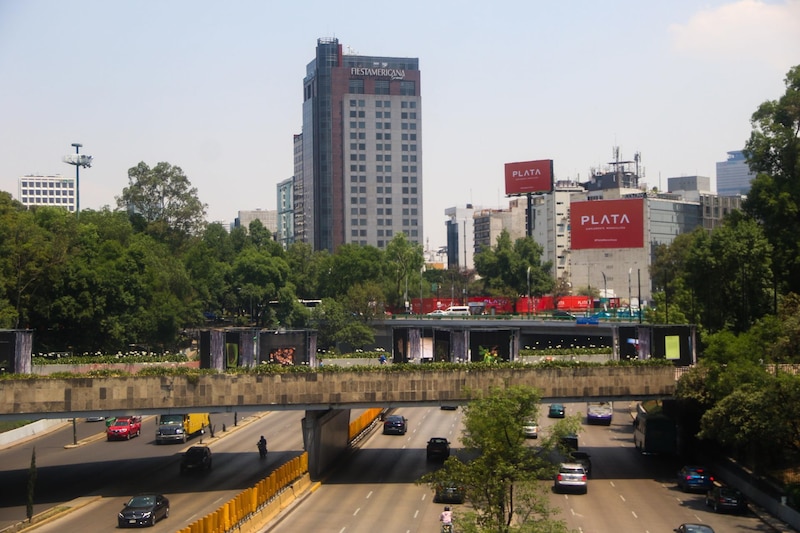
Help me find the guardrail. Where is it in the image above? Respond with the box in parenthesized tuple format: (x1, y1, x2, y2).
(177, 408, 383, 533)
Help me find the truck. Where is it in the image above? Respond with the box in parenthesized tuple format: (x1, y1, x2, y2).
(155, 413, 210, 444)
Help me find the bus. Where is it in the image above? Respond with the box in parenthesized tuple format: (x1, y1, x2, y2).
(633, 400, 677, 455)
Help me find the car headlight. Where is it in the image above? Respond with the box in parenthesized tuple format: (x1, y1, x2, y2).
(176, 428, 184, 434)
(118, 513, 124, 519)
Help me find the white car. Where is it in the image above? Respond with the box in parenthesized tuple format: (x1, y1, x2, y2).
(554, 463, 588, 494)
(522, 418, 539, 438)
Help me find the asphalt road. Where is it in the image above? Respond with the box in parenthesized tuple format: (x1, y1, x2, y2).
(0, 411, 305, 532)
(265, 402, 779, 533)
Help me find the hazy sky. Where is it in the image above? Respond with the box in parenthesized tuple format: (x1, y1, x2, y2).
(1, 1, 798, 249)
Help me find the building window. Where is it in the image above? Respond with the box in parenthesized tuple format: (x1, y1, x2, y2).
(400, 81, 415, 95)
(375, 80, 390, 94)
(349, 79, 364, 93)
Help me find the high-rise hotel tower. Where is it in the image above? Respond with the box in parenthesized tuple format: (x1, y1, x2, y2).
(298, 37, 422, 252)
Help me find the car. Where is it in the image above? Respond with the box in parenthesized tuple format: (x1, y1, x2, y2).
(674, 524, 715, 533)
(434, 482, 465, 504)
(427, 309, 448, 316)
(586, 402, 613, 425)
(180, 445, 212, 473)
(426, 437, 451, 460)
(444, 306, 471, 316)
(86, 415, 106, 422)
(705, 484, 747, 513)
(522, 418, 539, 438)
(569, 451, 592, 477)
(440, 404, 458, 411)
(553, 463, 587, 494)
(552, 310, 576, 320)
(382, 414, 408, 435)
(106, 416, 142, 441)
(548, 403, 566, 418)
(677, 465, 715, 493)
(117, 494, 170, 528)
(559, 433, 579, 451)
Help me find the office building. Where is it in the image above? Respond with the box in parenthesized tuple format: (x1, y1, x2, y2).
(473, 198, 528, 254)
(277, 177, 294, 248)
(445, 205, 477, 271)
(235, 210, 277, 235)
(716, 150, 755, 196)
(17, 175, 75, 211)
(300, 37, 422, 252)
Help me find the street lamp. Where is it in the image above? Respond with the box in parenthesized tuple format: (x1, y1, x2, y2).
(62, 143, 92, 215)
(527, 266, 531, 318)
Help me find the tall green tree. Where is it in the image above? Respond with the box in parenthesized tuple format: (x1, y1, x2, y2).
(473, 231, 554, 301)
(683, 213, 772, 332)
(384, 233, 424, 310)
(743, 64, 800, 295)
(117, 161, 207, 245)
(419, 386, 576, 533)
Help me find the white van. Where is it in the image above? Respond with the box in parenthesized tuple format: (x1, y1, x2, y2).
(444, 306, 470, 316)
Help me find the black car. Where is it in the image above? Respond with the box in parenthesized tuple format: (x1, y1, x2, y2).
(674, 524, 715, 533)
(118, 494, 169, 528)
(383, 414, 408, 435)
(427, 437, 451, 460)
(569, 451, 592, 477)
(677, 465, 715, 493)
(706, 484, 747, 513)
(180, 445, 212, 473)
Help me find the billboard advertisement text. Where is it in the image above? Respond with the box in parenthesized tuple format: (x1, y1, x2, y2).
(570, 198, 644, 249)
(504, 159, 553, 195)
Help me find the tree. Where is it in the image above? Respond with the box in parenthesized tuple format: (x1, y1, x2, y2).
(473, 231, 554, 301)
(419, 386, 576, 533)
(384, 233, 424, 310)
(743, 65, 800, 295)
(117, 161, 207, 243)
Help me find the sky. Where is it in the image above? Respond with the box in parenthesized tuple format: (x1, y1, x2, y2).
(1, 1, 798, 250)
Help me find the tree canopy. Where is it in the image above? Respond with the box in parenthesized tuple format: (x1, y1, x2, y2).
(419, 386, 578, 533)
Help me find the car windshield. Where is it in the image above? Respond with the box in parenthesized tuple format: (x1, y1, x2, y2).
(187, 448, 204, 456)
(430, 438, 447, 444)
(115, 420, 130, 426)
(129, 496, 155, 507)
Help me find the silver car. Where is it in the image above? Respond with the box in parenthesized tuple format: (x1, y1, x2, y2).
(522, 418, 539, 438)
(554, 463, 588, 494)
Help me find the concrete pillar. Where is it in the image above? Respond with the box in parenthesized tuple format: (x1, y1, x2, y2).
(302, 409, 351, 480)
(452, 330, 469, 363)
(409, 328, 422, 362)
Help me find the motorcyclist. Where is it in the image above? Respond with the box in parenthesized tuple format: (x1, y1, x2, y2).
(440, 506, 453, 527)
(257, 435, 267, 457)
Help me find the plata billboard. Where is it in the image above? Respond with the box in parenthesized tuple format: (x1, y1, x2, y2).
(570, 198, 644, 249)
(504, 159, 553, 195)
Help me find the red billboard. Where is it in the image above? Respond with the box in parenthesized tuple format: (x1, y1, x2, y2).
(504, 159, 553, 195)
(570, 198, 644, 249)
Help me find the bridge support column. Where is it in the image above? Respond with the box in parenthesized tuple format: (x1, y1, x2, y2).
(409, 328, 422, 362)
(452, 330, 469, 363)
(302, 409, 351, 480)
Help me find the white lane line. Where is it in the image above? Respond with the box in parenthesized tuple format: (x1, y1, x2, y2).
(414, 509, 419, 518)
(366, 491, 373, 499)
(619, 494, 626, 502)
(631, 510, 638, 519)
(353, 507, 360, 516)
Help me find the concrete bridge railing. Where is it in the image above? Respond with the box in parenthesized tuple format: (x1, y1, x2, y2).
(1, 366, 676, 418)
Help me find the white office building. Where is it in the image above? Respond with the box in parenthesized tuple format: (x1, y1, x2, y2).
(17, 175, 76, 211)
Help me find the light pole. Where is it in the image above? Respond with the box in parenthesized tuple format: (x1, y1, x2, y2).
(419, 265, 426, 315)
(527, 266, 531, 318)
(62, 143, 92, 215)
(601, 272, 607, 307)
(628, 268, 632, 311)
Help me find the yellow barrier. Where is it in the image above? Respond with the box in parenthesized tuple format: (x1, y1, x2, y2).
(177, 408, 383, 533)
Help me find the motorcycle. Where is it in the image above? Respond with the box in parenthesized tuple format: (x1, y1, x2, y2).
(257, 440, 267, 459)
(441, 524, 453, 533)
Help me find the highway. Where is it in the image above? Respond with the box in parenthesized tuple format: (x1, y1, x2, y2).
(265, 403, 776, 533)
(0, 411, 306, 532)
(0, 403, 779, 533)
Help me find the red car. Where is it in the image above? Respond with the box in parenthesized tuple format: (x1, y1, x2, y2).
(107, 416, 142, 441)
